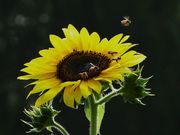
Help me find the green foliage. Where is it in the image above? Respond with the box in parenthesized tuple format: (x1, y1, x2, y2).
(84, 98, 91, 122)
(101, 81, 110, 91)
(96, 103, 105, 134)
(120, 67, 154, 105)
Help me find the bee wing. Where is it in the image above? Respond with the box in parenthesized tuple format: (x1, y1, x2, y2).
(123, 16, 130, 20)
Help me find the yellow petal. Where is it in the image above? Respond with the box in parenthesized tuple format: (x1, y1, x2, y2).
(49, 35, 63, 51)
(80, 27, 90, 50)
(119, 35, 130, 44)
(98, 38, 109, 53)
(27, 78, 61, 98)
(17, 73, 55, 80)
(24, 57, 55, 66)
(101, 62, 122, 75)
(88, 79, 102, 94)
(116, 44, 137, 56)
(63, 86, 74, 108)
(39, 48, 63, 63)
(100, 64, 128, 80)
(89, 32, 100, 51)
(17, 75, 32, 80)
(25, 60, 56, 67)
(99, 72, 124, 81)
(79, 81, 92, 98)
(35, 81, 77, 107)
(20, 65, 56, 75)
(68, 24, 79, 35)
(109, 34, 123, 45)
(101, 34, 124, 54)
(115, 74, 124, 81)
(119, 51, 146, 67)
(35, 86, 61, 107)
(63, 80, 80, 108)
(49, 34, 71, 54)
(63, 25, 81, 47)
(74, 86, 82, 104)
(94, 77, 112, 83)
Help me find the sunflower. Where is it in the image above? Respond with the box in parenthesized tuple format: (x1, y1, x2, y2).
(18, 24, 146, 108)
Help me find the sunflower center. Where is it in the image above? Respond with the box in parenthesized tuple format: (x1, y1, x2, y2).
(57, 50, 111, 81)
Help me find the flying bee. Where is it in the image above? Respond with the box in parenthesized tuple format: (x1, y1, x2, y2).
(79, 72, 88, 80)
(89, 64, 99, 72)
(121, 16, 131, 27)
(112, 56, 121, 62)
(108, 51, 118, 56)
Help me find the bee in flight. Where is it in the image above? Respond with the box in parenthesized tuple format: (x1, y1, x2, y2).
(121, 16, 131, 27)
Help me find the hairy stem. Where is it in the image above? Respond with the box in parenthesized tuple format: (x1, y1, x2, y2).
(53, 121, 70, 135)
(89, 95, 98, 135)
(96, 88, 122, 105)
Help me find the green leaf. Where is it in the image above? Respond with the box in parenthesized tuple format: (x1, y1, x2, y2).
(101, 81, 110, 90)
(96, 103, 105, 134)
(93, 93, 105, 134)
(46, 127, 53, 133)
(84, 99, 91, 121)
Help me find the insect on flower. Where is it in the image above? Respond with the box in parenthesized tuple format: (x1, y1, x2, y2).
(79, 72, 89, 80)
(121, 16, 131, 27)
(108, 51, 118, 56)
(112, 57, 121, 62)
(89, 63, 99, 72)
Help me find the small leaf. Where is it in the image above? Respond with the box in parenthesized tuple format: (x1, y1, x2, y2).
(101, 81, 110, 91)
(47, 127, 53, 133)
(97, 103, 105, 134)
(84, 99, 91, 121)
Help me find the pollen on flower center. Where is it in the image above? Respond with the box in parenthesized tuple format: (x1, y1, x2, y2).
(57, 50, 111, 81)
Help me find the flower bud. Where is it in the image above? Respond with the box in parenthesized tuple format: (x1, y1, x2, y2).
(120, 66, 154, 105)
(22, 103, 59, 133)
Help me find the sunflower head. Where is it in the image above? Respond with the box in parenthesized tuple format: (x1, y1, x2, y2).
(18, 24, 146, 108)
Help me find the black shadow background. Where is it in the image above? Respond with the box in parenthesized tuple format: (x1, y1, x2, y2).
(0, 0, 179, 135)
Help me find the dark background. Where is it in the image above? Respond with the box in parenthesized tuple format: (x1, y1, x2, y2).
(0, 0, 179, 135)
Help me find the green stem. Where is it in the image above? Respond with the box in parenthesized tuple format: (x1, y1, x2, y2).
(96, 88, 122, 105)
(89, 95, 98, 135)
(53, 121, 70, 135)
